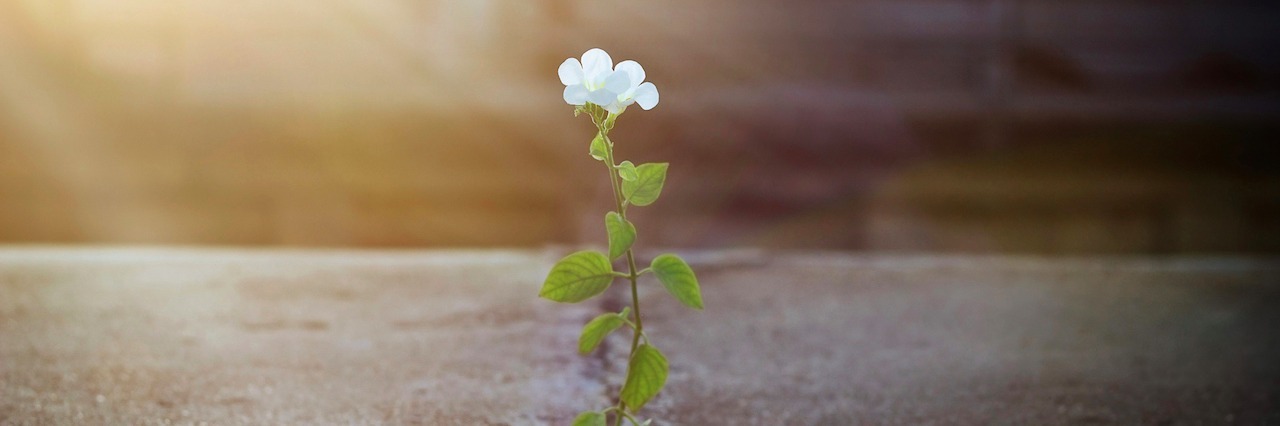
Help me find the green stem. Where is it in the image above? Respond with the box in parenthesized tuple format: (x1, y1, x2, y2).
(599, 124, 645, 426)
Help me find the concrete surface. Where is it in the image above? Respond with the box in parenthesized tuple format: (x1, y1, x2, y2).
(1, 248, 1278, 425)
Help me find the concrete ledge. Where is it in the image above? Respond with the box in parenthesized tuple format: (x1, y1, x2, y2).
(2, 248, 1278, 424)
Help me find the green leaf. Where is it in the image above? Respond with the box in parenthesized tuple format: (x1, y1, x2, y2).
(539, 251, 615, 303)
(578, 311, 625, 354)
(620, 344, 668, 410)
(589, 133, 608, 161)
(622, 163, 668, 206)
(572, 411, 606, 426)
(605, 211, 637, 260)
(617, 161, 638, 181)
(650, 254, 703, 310)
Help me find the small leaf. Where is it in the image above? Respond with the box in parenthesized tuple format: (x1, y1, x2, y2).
(617, 161, 638, 181)
(578, 312, 625, 354)
(622, 163, 668, 206)
(620, 344, 668, 410)
(589, 133, 608, 161)
(572, 411, 606, 426)
(539, 251, 615, 303)
(605, 211, 637, 260)
(650, 254, 703, 310)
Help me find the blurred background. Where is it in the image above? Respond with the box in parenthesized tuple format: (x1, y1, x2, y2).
(2, 0, 1278, 253)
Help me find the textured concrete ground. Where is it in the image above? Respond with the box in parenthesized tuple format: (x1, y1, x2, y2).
(1, 248, 1278, 425)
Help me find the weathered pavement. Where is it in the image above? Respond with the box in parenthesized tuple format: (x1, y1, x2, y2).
(1, 248, 1278, 425)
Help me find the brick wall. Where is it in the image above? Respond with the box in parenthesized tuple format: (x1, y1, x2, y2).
(2, 0, 1278, 252)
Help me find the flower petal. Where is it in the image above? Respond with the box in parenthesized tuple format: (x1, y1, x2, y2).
(604, 70, 631, 94)
(633, 82, 659, 110)
(587, 87, 618, 107)
(603, 102, 623, 115)
(581, 48, 613, 84)
(614, 60, 645, 89)
(563, 85, 588, 105)
(558, 58, 583, 86)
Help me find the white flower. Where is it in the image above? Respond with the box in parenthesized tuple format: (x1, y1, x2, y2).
(559, 48, 659, 114)
(603, 60, 659, 114)
(559, 48, 630, 108)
